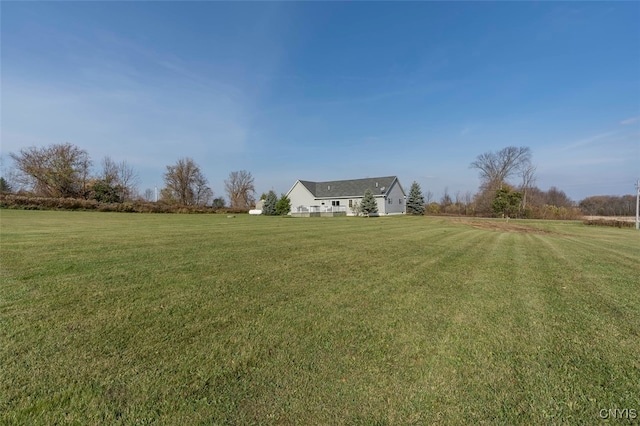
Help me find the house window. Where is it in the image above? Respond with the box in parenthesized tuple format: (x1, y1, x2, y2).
(349, 200, 353, 207)
(399, 199, 403, 204)
(388, 198, 392, 204)
(332, 200, 340, 206)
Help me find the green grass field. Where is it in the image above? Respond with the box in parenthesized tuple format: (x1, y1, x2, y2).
(1, 210, 639, 424)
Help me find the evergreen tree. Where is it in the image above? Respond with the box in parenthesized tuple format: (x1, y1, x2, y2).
(406, 181, 425, 215)
(275, 193, 291, 216)
(360, 189, 378, 217)
(211, 198, 226, 209)
(492, 186, 522, 218)
(90, 179, 122, 203)
(0, 177, 12, 194)
(262, 190, 278, 216)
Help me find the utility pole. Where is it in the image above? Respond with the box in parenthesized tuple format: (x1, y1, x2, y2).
(636, 179, 639, 230)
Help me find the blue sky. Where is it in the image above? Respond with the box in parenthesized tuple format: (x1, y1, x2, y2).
(2, 2, 639, 202)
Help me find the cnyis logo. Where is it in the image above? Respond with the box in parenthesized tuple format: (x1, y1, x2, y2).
(599, 408, 638, 420)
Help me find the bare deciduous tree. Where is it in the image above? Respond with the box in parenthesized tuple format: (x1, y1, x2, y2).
(440, 187, 452, 208)
(470, 146, 533, 191)
(143, 188, 155, 202)
(100, 156, 139, 201)
(545, 186, 574, 208)
(423, 190, 434, 205)
(101, 156, 119, 185)
(470, 146, 534, 214)
(350, 199, 362, 216)
(579, 194, 635, 216)
(162, 158, 212, 206)
(10, 143, 92, 198)
(116, 160, 139, 201)
(225, 170, 255, 209)
(519, 163, 537, 210)
(463, 191, 474, 215)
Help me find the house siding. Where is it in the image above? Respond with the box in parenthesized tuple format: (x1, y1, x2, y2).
(286, 176, 407, 216)
(287, 181, 317, 213)
(383, 180, 406, 214)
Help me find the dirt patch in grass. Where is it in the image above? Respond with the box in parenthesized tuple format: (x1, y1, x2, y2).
(455, 218, 561, 235)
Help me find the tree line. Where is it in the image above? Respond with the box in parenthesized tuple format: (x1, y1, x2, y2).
(420, 146, 584, 219)
(408, 146, 635, 219)
(1, 142, 635, 217)
(579, 195, 636, 217)
(2, 143, 256, 210)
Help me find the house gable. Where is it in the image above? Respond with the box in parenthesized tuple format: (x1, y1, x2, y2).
(286, 180, 317, 209)
(382, 178, 406, 214)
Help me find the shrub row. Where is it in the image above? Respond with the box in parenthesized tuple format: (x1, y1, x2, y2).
(583, 218, 636, 228)
(424, 204, 583, 220)
(0, 194, 249, 214)
(523, 205, 583, 220)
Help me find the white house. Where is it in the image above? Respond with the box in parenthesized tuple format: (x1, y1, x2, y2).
(286, 176, 406, 216)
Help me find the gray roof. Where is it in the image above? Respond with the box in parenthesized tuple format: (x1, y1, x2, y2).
(298, 176, 402, 198)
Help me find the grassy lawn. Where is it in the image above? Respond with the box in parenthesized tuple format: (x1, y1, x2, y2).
(1, 210, 639, 424)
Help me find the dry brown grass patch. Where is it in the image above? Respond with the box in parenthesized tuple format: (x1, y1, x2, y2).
(455, 218, 560, 235)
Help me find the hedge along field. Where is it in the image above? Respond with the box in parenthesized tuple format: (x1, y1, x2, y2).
(1, 210, 639, 424)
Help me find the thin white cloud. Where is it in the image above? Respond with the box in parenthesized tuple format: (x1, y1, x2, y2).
(459, 122, 481, 137)
(292, 80, 460, 108)
(566, 157, 626, 166)
(620, 115, 640, 125)
(560, 130, 618, 151)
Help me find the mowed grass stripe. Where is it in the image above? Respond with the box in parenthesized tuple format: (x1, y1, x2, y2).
(1, 210, 639, 424)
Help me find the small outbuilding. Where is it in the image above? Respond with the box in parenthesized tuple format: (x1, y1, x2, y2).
(249, 199, 264, 215)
